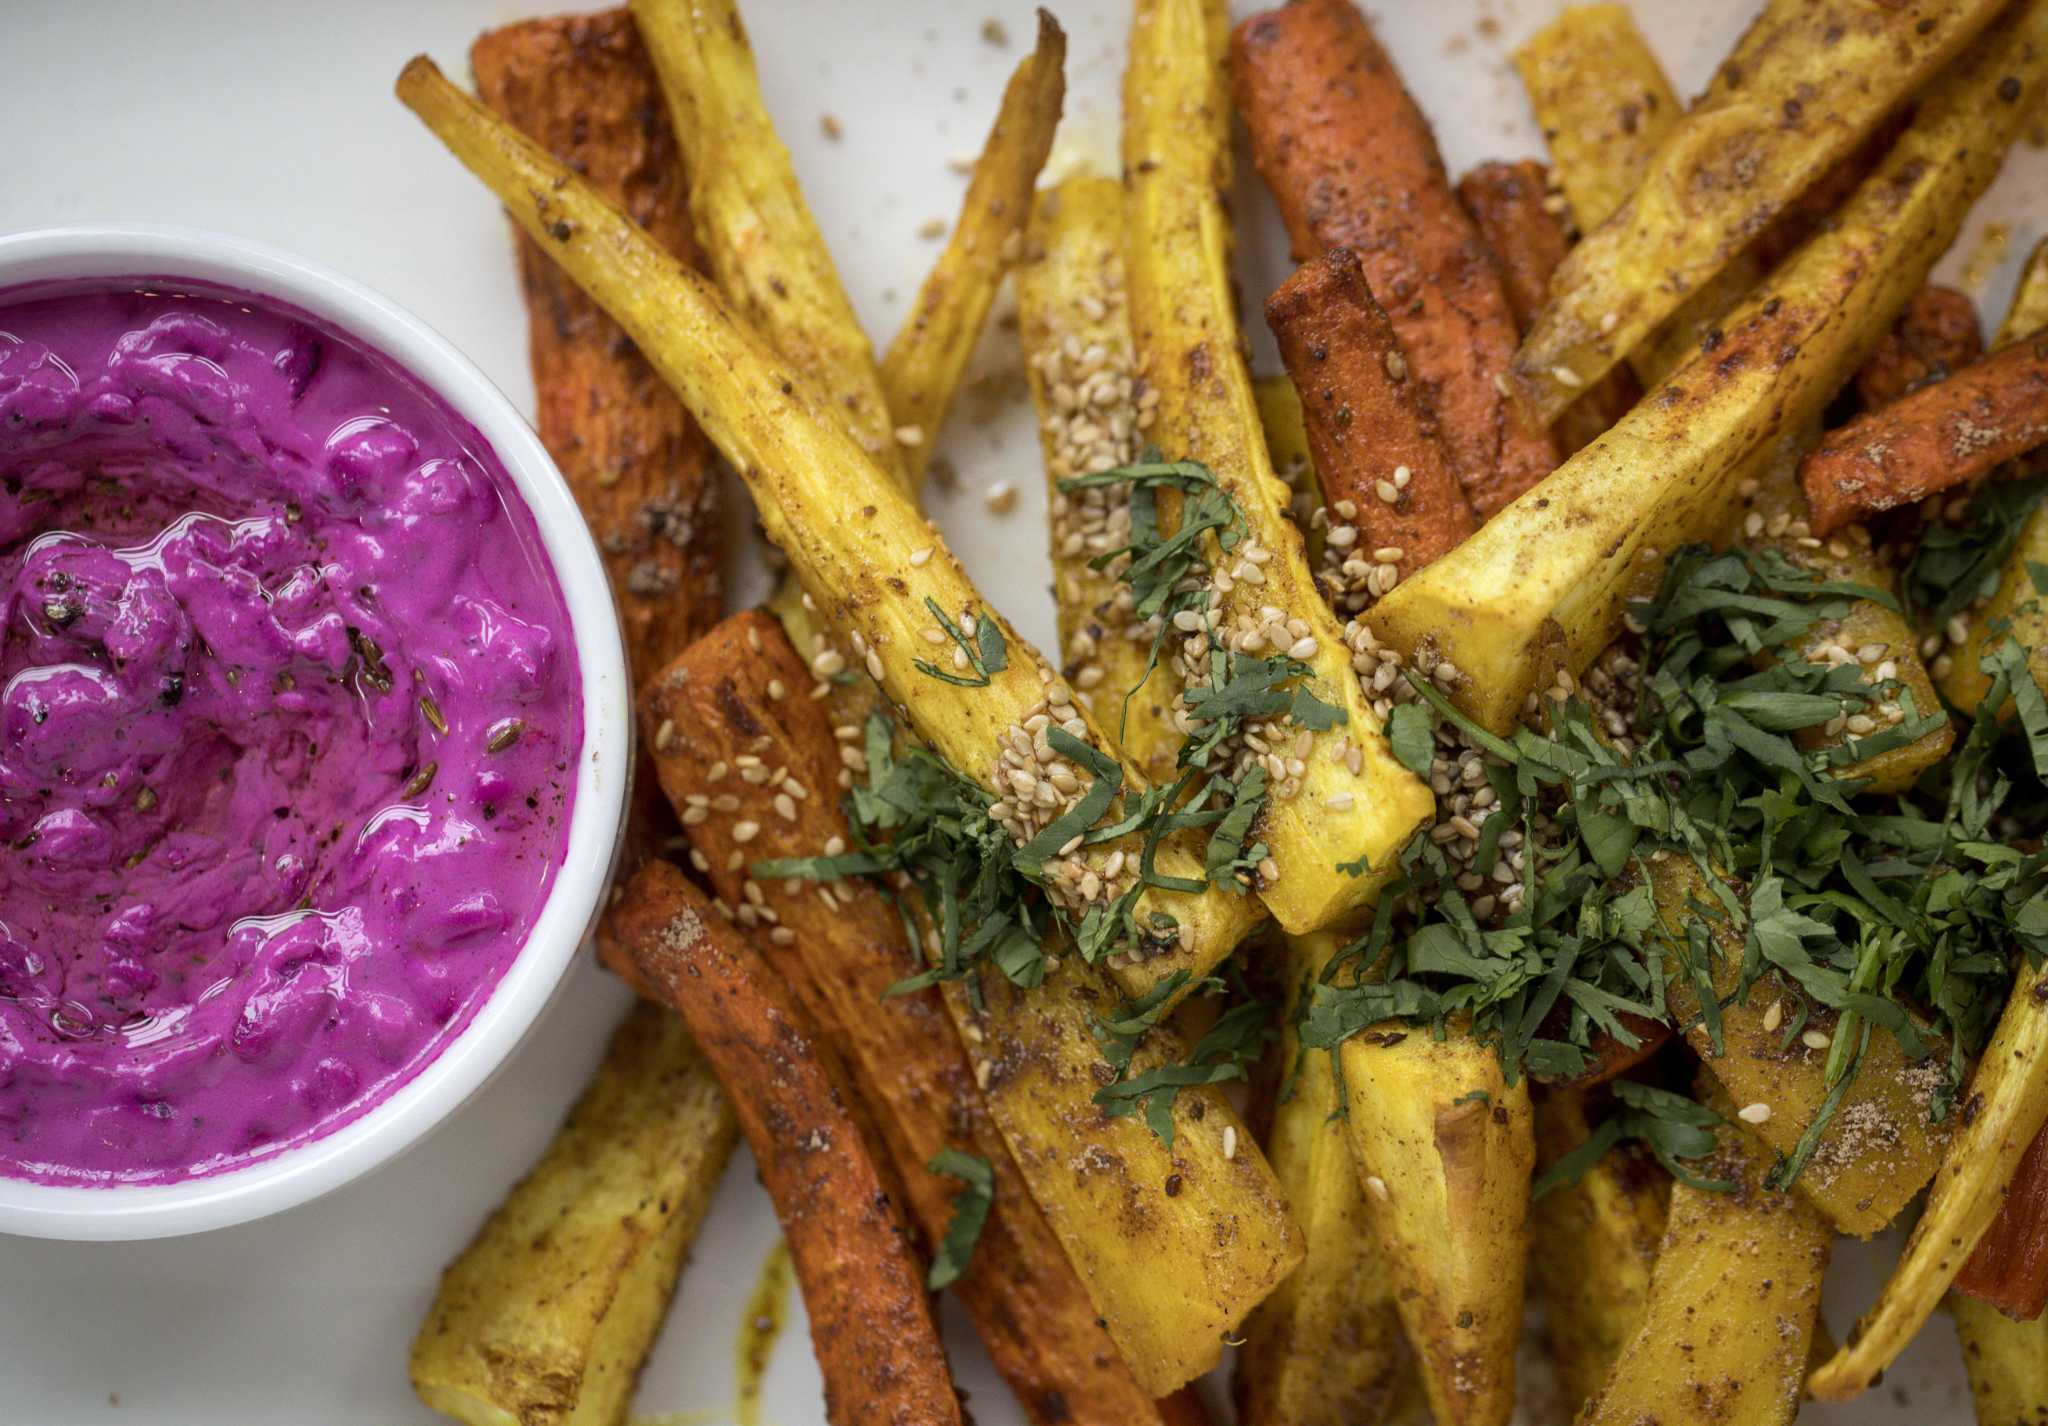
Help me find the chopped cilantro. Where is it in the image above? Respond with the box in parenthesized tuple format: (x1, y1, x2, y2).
(925, 1148, 994, 1289)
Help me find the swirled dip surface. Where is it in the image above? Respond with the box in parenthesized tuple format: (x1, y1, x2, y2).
(0, 283, 581, 1185)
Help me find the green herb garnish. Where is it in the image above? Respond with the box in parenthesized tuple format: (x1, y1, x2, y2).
(925, 1148, 994, 1289)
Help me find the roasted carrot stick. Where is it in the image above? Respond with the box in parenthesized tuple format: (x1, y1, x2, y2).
(605, 860, 965, 1426)
(1802, 331, 2048, 536)
(1954, 1121, 2048, 1321)
(1232, 0, 1556, 518)
(1264, 248, 1475, 584)
(472, 11, 718, 664)
(472, 10, 721, 890)
(1855, 285, 1984, 413)
(1456, 158, 1639, 453)
(639, 610, 1207, 1426)
(1454, 159, 1564, 332)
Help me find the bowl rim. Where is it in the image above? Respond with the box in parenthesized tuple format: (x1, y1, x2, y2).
(0, 223, 629, 1240)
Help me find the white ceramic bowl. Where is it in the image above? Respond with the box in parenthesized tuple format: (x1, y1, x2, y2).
(0, 224, 630, 1240)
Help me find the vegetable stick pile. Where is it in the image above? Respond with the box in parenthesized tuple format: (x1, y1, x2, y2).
(391, 4, 2048, 1425)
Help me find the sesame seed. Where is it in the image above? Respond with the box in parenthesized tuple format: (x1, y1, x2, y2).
(732, 820, 760, 843)
(1763, 1000, 1784, 1033)
(1738, 1102, 1773, 1125)
(1364, 1175, 1389, 1202)
(655, 719, 676, 752)
(1223, 1126, 1237, 1160)
(1549, 363, 1583, 389)
(916, 218, 946, 241)
(910, 546, 934, 567)
(1802, 1029, 1832, 1050)
(986, 480, 1018, 513)
(895, 424, 926, 447)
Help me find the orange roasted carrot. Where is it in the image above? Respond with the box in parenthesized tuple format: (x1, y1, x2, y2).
(473, 11, 720, 890)
(640, 610, 1209, 1426)
(1264, 248, 1475, 585)
(1855, 285, 1984, 412)
(473, 9, 718, 673)
(1455, 159, 1565, 332)
(1801, 330, 2048, 536)
(1954, 1121, 2048, 1321)
(1456, 158, 1640, 453)
(605, 859, 965, 1426)
(1232, 0, 1556, 518)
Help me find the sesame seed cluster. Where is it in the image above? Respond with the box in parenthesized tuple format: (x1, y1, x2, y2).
(1164, 564, 1325, 806)
(1306, 482, 1414, 617)
(1037, 272, 1156, 699)
(984, 666, 1160, 961)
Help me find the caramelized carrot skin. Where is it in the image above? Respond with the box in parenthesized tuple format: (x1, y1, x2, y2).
(1802, 331, 2048, 536)
(1456, 159, 1639, 453)
(472, 9, 719, 670)
(1855, 284, 1984, 411)
(641, 610, 1202, 1426)
(1264, 249, 1475, 578)
(606, 861, 964, 1426)
(1232, 0, 1556, 517)
(1455, 159, 1566, 331)
(473, 10, 720, 895)
(1954, 1120, 2048, 1321)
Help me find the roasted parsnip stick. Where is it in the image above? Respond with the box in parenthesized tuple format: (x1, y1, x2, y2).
(1123, 0, 1436, 935)
(1235, 932, 1416, 1426)
(396, 54, 1263, 1001)
(1232, 0, 1556, 517)
(409, 1001, 737, 1426)
(1998, 237, 2048, 348)
(1953, 1292, 2048, 1419)
(882, 10, 1064, 488)
(1647, 853, 1956, 1237)
(629, 0, 901, 484)
(1510, 4, 1768, 393)
(1528, 1090, 1669, 1418)
(1365, 2, 2048, 735)
(1341, 1021, 1535, 1426)
(1578, 1088, 1832, 1426)
(605, 861, 965, 1426)
(639, 610, 1213, 1426)
(1508, 0, 2006, 423)
(1017, 177, 1170, 755)
(1810, 962, 2048, 1398)
(947, 956, 1304, 1395)
(1511, 5, 1677, 237)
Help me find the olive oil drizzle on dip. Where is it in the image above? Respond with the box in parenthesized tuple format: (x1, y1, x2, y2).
(0, 282, 581, 1186)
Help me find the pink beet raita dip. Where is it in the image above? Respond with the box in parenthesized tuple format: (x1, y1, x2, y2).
(0, 281, 582, 1187)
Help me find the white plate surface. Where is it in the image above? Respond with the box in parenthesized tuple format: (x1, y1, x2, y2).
(2, 0, 2036, 1421)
